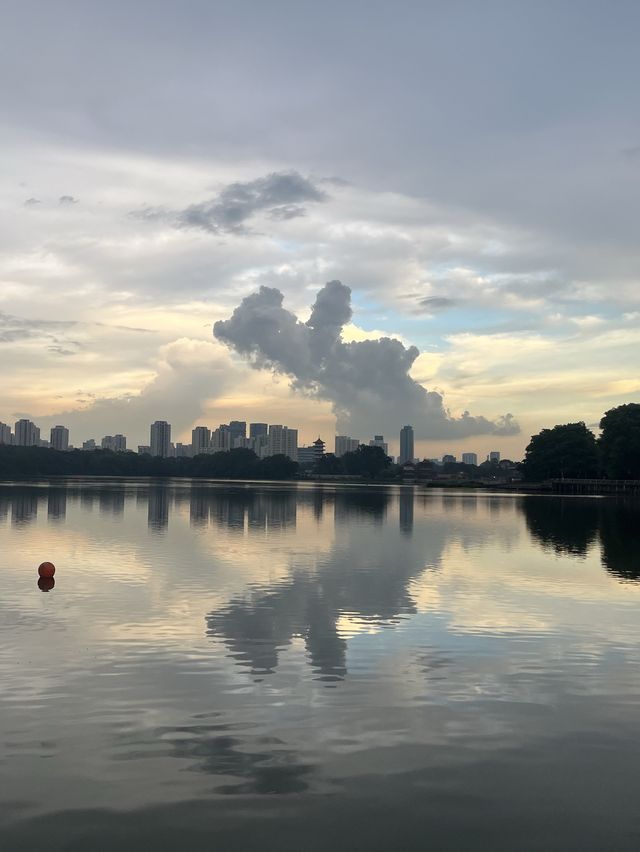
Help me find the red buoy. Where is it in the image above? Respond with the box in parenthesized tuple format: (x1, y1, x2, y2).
(38, 561, 56, 578)
(38, 576, 55, 592)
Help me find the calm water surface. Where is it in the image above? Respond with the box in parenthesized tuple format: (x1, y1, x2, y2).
(1, 480, 640, 850)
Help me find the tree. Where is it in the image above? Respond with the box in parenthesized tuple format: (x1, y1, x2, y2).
(341, 445, 391, 479)
(315, 453, 345, 475)
(599, 403, 640, 479)
(522, 422, 599, 481)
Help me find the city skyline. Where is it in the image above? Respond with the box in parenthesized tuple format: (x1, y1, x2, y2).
(0, 416, 504, 465)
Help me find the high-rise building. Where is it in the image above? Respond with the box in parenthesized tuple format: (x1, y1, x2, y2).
(0, 422, 12, 444)
(229, 421, 247, 444)
(488, 451, 501, 462)
(175, 442, 191, 458)
(268, 425, 298, 461)
(101, 436, 115, 451)
(248, 432, 269, 458)
(335, 435, 360, 456)
(82, 439, 97, 451)
(249, 422, 268, 439)
(192, 426, 210, 455)
(210, 425, 231, 452)
(138, 445, 151, 455)
(113, 434, 127, 452)
(150, 421, 171, 457)
(462, 453, 478, 466)
(442, 454, 456, 464)
(50, 425, 69, 451)
(369, 435, 388, 455)
(14, 419, 40, 447)
(399, 425, 414, 465)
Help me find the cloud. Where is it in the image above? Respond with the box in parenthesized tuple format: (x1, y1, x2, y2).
(417, 296, 456, 311)
(0, 310, 75, 344)
(59, 195, 78, 205)
(30, 338, 233, 445)
(213, 280, 519, 440)
(24, 197, 41, 206)
(177, 171, 327, 234)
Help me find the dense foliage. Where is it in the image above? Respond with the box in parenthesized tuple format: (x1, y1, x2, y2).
(599, 403, 640, 479)
(522, 422, 600, 481)
(0, 446, 298, 480)
(315, 445, 392, 478)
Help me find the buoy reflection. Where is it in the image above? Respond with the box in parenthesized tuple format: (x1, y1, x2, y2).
(38, 576, 55, 592)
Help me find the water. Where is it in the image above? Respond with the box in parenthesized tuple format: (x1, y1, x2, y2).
(1, 480, 639, 850)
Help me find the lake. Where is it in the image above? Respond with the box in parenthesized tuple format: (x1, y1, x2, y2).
(1, 480, 639, 850)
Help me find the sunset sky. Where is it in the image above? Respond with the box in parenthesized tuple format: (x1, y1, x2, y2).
(2, 0, 640, 459)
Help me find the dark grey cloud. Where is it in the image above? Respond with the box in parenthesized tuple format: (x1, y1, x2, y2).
(131, 171, 328, 236)
(177, 171, 327, 234)
(418, 297, 457, 311)
(24, 197, 40, 206)
(59, 195, 78, 205)
(267, 204, 306, 221)
(214, 281, 519, 440)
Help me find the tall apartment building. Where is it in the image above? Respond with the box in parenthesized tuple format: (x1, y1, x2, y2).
(50, 425, 69, 451)
(210, 425, 231, 452)
(82, 439, 97, 451)
(0, 422, 12, 444)
(369, 435, 388, 455)
(102, 434, 126, 452)
(488, 451, 501, 462)
(229, 421, 246, 446)
(399, 425, 414, 465)
(14, 419, 40, 447)
(249, 422, 268, 439)
(462, 453, 478, 466)
(335, 435, 360, 456)
(248, 432, 269, 458)
(150, 421, 171, 457)
(268, 425, 298, 461)
(192, 426, 211, 455)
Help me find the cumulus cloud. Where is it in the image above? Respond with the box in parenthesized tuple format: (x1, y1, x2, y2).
(214, 280, 519, 440)
(30, 338, 232, 445)
(59, 195, 78, 205)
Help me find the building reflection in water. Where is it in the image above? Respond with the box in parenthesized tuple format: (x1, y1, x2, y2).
(80, 487, 96, 513)
(399, 489, 414, 536)
(0, 493, 9, 524)
(11, 490, 39, 526)
(188, 487, 297, 534)
(47, 488, 67, 522)
(99, 486, 125, 517)
(148, 485, 170, 531)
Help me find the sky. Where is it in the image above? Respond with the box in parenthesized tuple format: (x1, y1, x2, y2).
(1, 0, 640, 460)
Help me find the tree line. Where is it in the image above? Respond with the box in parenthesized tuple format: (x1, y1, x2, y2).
(523, 403, 640, 480)
(0, 446, 298, 480)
